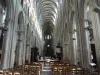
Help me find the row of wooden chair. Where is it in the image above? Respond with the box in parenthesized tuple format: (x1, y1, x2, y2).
(0, 70, 22, 75)
(51, 62, 100, 75)
(26, 61, 44, 71)
(0, 61, 44, 75)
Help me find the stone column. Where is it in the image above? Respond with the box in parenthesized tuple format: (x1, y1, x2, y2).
(68, 11, 75, 64)
(1, 18, 13, 69)
(26, 31, 30, 63)
(76, 0, 90, 68)
(84, 5, 92, 68)
(27, 30, 32, 63)
(62, 30, 65, 61)
(0, 5, 3, 38)
(22, 30, 26, 65)
(63, 29, 70, 63)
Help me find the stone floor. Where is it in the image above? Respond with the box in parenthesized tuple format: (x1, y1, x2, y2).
(40, 63, 52, 75)
(41, 71, 52, 75)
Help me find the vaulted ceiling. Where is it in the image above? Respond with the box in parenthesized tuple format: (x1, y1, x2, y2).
(34, 0, 62, 34)
(33, 0, 63, 56)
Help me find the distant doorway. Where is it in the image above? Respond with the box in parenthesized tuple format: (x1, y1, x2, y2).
(90, 44, 97, 67)
(31, 46, 39, 62)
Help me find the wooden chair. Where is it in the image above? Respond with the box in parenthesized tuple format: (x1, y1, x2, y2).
(0, 70, 3, 75)
(14, 72, 20, 75)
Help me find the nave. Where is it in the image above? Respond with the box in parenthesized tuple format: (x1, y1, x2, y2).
(0, 58, 100, 75)
(1, 0, 100, 74)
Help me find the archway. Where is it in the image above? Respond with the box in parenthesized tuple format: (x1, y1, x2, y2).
(14, 12, 24, 66)
(42, 23, 54, 58)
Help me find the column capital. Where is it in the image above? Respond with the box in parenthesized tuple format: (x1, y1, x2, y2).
(5, 18, 13, 24)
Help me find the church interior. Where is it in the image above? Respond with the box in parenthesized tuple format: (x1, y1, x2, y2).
(0, 0, 100, 75)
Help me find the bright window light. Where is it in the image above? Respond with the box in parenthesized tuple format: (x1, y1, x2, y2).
(47, 35, 49, 39)
(50, 35, 51, 39)
(91, 55, 93, 59)
(90, 63, 96, 66)
(86, 6, 89, 12)
(47, 45, 50, 47)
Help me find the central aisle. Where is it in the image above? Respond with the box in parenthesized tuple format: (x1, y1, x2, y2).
(40, 62, 52, 75)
